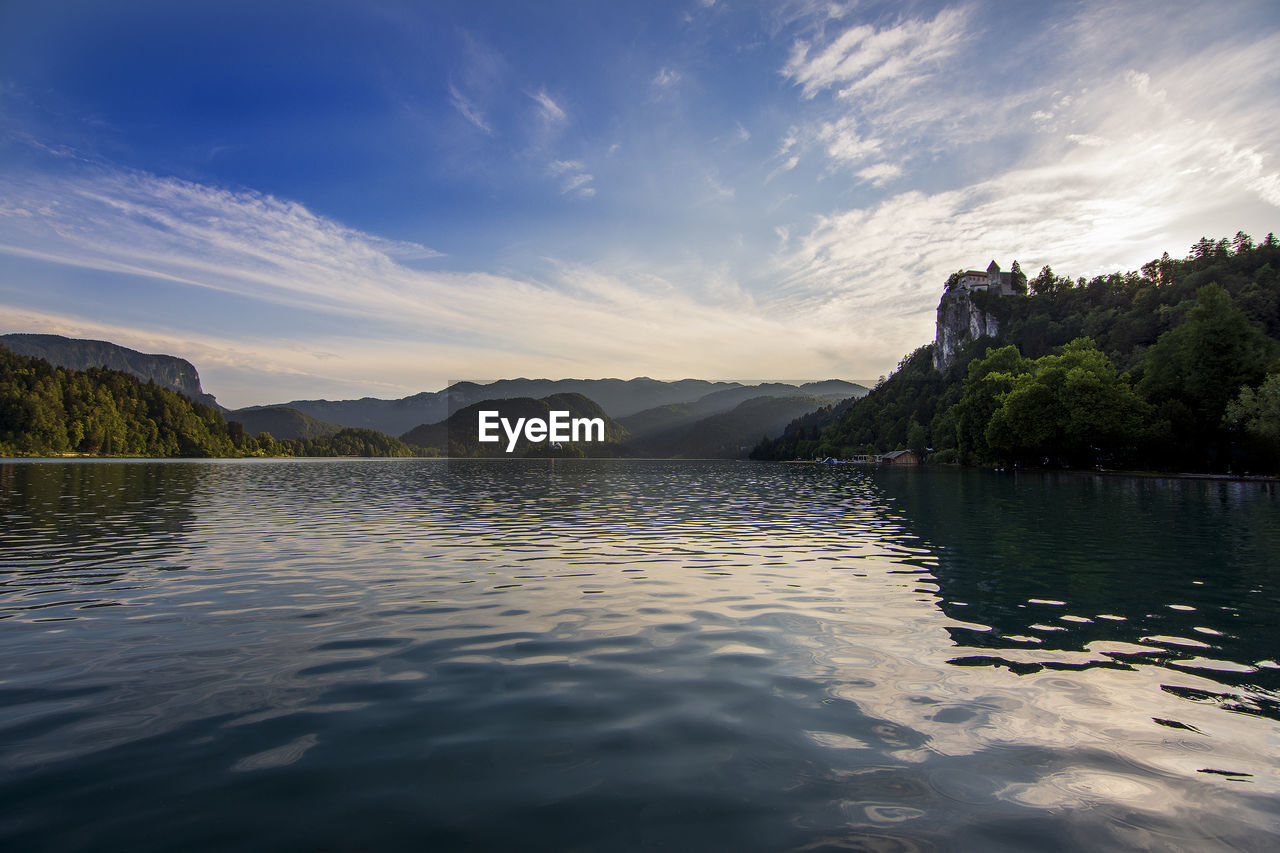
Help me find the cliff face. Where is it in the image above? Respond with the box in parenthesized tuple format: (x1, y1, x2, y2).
(933, 289, 1000, 372)
(0, 333, 221, 409)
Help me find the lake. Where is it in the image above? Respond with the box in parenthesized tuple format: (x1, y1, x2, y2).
(1, 459, 1278, 851)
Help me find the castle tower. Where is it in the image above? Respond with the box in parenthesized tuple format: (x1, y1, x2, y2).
(987, 260, 1012, 295)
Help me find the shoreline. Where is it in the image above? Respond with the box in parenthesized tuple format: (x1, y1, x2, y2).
(5, 454, 1280, 484)
(779, 458, 1280, 484)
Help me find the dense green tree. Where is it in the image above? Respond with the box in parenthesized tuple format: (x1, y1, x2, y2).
(289, 428, 419, 457)
(1138, 283, 1274, 461)
(1227, 373, 1280, 443)
(984, 339, 1148, 466)
(1029, 265, 1067, 297)
(1010, 260, 1028, 294)
(1237, 263, 1280, 337)
(906, 420, 928, 455)
(952, 345, 1029, 463)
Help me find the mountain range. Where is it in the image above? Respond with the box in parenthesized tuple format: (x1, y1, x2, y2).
(250, 378, 743, 436)
(2, 333, 868, 456)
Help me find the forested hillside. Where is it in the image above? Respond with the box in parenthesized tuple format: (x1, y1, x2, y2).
(0, 344, 239, 457)
(229, 405, 345, 440)
(1, 333, 221, 408)
(754, 233, 1280, 473)
(0, 345, 423, 458)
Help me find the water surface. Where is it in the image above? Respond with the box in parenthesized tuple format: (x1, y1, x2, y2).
(1, 459, 1277, 851)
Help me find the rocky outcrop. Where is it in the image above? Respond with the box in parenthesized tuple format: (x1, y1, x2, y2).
(0, 333, 221, 409)
(933, 288, 1000, 372)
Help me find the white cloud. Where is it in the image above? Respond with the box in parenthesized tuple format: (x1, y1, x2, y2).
(547, 159, 595, 197)
(653, 67, 681, 88)
(780, 96, 1280, 324)
(765, 154, 801, 185)
(529, 88, 567, 122)
(767, 1, 1280, 355)
(1065, 134, 1108, 148)
(855, 162, 901, 186)
(6, 3, 1279, 408)
(816, 116, 881, 164)
(1, 167, 897, 405)
(547, 159, 586, 175)
(561, 172, 594, 195)
(771, 7, 1035, 183)
(1124, 69, 1166, 103)
(782, 7, 970, 101)
(448, 82, 492, 134)
(702, 172, 735, 202)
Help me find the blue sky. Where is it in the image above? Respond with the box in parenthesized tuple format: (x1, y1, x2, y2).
(2, 0, 1278, 408)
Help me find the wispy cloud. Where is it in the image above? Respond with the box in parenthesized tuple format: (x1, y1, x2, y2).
(547, 159, 595, 197)
(772, 7, 1011, 183)
(779, 78, 1280, 318)
(529, 88, 567, 123)
(547, 159, 585, 175)
(816, 116, 881, 165)
(445, 31, 507, 135)
(561, 173, 595, 197)
(701, 171, 735, 203)
(769, 1, 1280, 336)
(3, 2, 1277, 409)
(0, 166, 886, 405)
(653, 67, 681, 89)
(448, 81, 492, 134)
(855, 162, 901, 186)
(783, 7, 970, 101)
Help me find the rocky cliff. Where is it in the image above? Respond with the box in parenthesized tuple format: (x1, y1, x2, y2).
(932, 288, 1001, 372)
(0, 333, 221, 409)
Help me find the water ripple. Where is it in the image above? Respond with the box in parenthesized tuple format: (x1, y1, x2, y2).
(0, 459, 1277, 850)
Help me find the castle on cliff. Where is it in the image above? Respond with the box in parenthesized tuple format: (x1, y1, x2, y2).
(952, 260, 1020, 296)
(933, 260, 1022, 371)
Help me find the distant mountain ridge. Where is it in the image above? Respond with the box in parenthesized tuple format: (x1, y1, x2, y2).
(1, 333, 221, 409)
(619, 380, 866, 440)
(1, 331, 870, 455)
(263, 378, 867, 437)
(261, 378, 742, 436)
